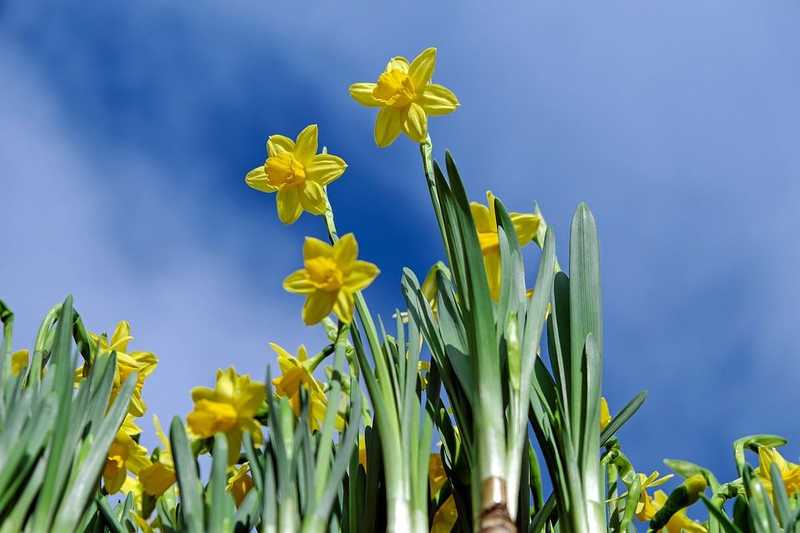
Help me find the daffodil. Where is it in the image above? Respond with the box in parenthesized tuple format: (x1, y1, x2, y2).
(470, 191, 541, 300)
(349, 47, 459, 147)
(104, 416, 150, 494)
(10, 349, 28, 377)
(429, 453, 458, 533)
(271, 342, 342, 431)
(245, 124, 347, 224)
(756, 446, 800, 496)
(633, 471, 674, 521)
(600, 397, 611, 430)
(649, 490, 707, 533)
(187, 367, 265, 464)
(138, 415, 176, 497)
(227, 463, 255, 506)
(284, 234, 380, 325)
(75, 321, 157, 417)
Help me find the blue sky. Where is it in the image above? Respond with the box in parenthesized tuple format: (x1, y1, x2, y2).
(2, 0, 799, 492)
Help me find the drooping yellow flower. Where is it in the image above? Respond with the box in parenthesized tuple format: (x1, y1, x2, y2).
(284, 234, 380, 325)
(187, 368, 265, 464)
(470, 191, 541, 300)
(429, 453, 458, 533)
(756, 446, 800, 496)
(271, 343, 341, 431)
(75, 321, 158, 417)
(600, 397, 612, 430)
(104, 416, 150, 494)
(138, 415, 176, 497)
(649, 490, 707, 533)
(349, 47, 459, 147)
(227, 463, 255, 506)
(633, 471, 674, 521)
(245, 124, 347, 224)
(10, 349, 29, 376)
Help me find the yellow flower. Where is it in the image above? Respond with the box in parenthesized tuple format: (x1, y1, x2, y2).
(756, 446, 800, 496)
(245, 124, 347, 224)
(470, 191, 541, 300)
(76, 321, 157, 417)
(187, 367, 265, 464)
(633, 471, 674, 521)
(358, 434, 368, 469)
(650, 490, 707, 533)
(138, 415, 176, 497)
(271, 343, 341, 431)
(227, 463, 255, 506)
(10, 349, 29, 376)
(284, 234, 380, 325)
(429, 454, 458, 533)
(349, 47, 459, 147)
(104, 416, 150, 494)
(600, 397, 612, 430)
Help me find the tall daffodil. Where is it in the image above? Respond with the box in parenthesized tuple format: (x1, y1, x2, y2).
(187, 368, 265, 464)
(76, 321, 158, 417)
(271, 343, 341, 431)
(470, 191, 541, 300)
(633, 471, 674, 521)
(138, 415, 176, 497)
(349, 47, 459, 147)
(756, 446, 800, 496)
(104, 416, 150, 494)
(245, 124, 347, 224)
(283, 234, 380, 325)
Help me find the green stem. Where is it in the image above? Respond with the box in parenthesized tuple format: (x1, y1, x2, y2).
(419, 136, 450, 256)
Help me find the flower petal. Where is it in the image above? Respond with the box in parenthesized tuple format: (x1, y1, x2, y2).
(267, 135, 294, 156)
(293, 124, 318, 164)
(409, 47, 436, 90)
(483, 250, 501, 301)
(283, 269, 315, 294)
(306, 154, 347, 186)
(303, 236, 334, 260)
(374, 107, 405, 147)
(349, 83, 380, 107)
(334, 233, 358, 270)
(333, 290, 355, 324)
(403, 102, 428, 143)
(344, 261, 380, 292)
(386, 56, 409, 73)
(276, 187, 303, 224)
(510, 213, 541, 246)
(420, 84, 460, 116)
(302, 291, 337, 325)
(469, 201, 495, 234)
(300, 180, 327, 215)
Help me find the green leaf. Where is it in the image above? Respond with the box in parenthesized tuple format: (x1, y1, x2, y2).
(169, 416, 204, 533)
(600, 391, 646, 446)
(207, 433, 233, 533)
(700, 495, 744, 533)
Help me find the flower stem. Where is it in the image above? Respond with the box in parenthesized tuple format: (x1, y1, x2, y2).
(419, 136, 450, 255)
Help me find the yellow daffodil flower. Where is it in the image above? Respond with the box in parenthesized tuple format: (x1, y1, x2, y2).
(649, 490, 707, 533)
(633, 471, 674, 521)
(76, 321, 157, 417)
(349, 47, 459, 147)
(245, 124, 347, 224)
(271, 343, 342, 431)
(104, 416, 150, 494)
(10, 349, 29, 376)
(227, 462, 255, 506)
(600, 397, 612, 430)
(470, 191, 541, 300)
(284, 234, 380, 325)
(358, 434, 368, 469)
(429, 453, 458, 533)
(756, 446, 800, 496)
(187, 367, 265, 464)
(138, 415, 176, 497)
